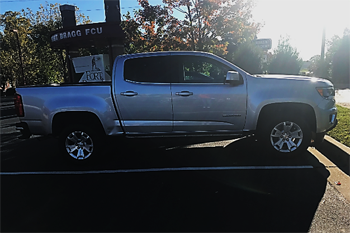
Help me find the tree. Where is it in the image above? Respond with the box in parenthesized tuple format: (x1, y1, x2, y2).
(0, 2, 91, 86)
(122, 1, 187, 53)
(308, 55, 330, 79)
(122, 0, 261, 57)
(268, 37, 302, 75)
(26, 3, 91, 84)
(326, 35, 342, 62)
(232, 41, 264, 74)
(331, 33, 349, 85)
(307, 32, 347, 80)
(0, 11, 33, 86)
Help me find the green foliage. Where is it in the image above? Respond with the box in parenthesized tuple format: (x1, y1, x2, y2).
(1, 0, 262, 85)
(122, 0, 261, 58)
(0, 2, 91, 86)
(331, 33, 350, 85)
(0, 11, 33, 86)
(307, 29, 350, 84)
(308, 55, 330, 79)
(232, 41, 264, 74)
(308, 34, 343, 80)
(268, 37, 302, 75)
(326, 35, 342, 62)
(327, 105, 350, 147)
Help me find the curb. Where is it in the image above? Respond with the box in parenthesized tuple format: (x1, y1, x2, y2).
(310, 135, 350, 202)
(324, 135, 350, 155)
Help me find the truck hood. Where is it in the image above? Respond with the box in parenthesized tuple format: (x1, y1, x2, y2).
(254, 74, 333, 87)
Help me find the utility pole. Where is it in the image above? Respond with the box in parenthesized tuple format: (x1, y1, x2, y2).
(10, 29, 25, 86)
(320, 27, 326, 62)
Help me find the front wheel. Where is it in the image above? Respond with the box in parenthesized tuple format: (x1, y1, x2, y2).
(59, 125, 101, 162)
(259, 116, 311, 156)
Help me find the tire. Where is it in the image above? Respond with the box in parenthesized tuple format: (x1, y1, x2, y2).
(259, 115, 311, 157)
(59, 124, 102, 162)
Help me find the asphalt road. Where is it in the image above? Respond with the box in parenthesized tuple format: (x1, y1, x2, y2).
(1, 96, 349, 232)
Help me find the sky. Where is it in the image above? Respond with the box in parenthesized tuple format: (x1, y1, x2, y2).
(1, 0, 349, 60)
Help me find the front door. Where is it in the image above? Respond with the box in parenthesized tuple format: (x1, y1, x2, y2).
(171, 55, 247, 134)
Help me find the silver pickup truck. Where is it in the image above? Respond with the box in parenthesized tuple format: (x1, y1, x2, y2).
(15, 51, 337, 161)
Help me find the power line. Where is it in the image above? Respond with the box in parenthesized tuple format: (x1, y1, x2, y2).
(82, 6, 140, 11)
(0, 0, 40, 3)
(1, 0, 141, 10)
(1, 0, 142, 12)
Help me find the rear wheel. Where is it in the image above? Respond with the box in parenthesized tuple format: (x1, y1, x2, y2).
(259, 115, 311, 156)
(60, 125, 101, 162)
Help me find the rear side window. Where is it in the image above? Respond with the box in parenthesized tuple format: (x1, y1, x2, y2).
(124, 56, 171, 83)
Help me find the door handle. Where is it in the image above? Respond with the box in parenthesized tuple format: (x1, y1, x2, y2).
(121, 91, 138, 96)
(175, 91, 193, 96)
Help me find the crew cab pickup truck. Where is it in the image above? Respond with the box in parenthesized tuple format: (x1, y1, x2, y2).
(15, 51, 337, 161)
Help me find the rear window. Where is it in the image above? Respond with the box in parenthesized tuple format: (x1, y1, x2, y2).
(124, 56, 171, 83)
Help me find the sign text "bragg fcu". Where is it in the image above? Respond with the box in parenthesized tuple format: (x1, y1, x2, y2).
(51, 27, 103, 43)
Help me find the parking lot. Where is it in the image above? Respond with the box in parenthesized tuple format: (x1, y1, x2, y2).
(1, 96, 350, 232)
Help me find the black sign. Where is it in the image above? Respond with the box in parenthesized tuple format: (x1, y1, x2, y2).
(50, 22, 125, 48)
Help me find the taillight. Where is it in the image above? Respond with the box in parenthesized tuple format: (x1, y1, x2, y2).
(14, 93, 24, 117)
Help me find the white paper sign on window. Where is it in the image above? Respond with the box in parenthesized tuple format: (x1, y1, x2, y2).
(72, 54, 111, 82)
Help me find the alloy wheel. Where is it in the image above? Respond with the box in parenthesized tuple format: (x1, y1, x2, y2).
(65, 130, 94, 160)
(270, 121, 303, 153)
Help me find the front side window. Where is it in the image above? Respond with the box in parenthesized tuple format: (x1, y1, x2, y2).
(124, 56, 171, 83)
(176, 56, 231, 83)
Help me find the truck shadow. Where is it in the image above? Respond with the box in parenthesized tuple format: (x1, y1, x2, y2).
(316, 140, 350, 175)
(95, 136, 329, 232)
(109, 136, 328, 169)
(1, 136, 330, 232)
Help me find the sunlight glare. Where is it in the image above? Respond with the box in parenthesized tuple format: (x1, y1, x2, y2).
(252, 0, 350, 60)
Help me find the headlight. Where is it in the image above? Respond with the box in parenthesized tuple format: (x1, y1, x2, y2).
(316, 87, 335, 98)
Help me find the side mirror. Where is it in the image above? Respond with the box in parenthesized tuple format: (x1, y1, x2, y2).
(225, 71, 242, 85)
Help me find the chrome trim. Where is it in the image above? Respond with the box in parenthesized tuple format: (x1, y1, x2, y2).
(120, 91, 138, 96)
(174, 121, 234, 127)
(124, 79, 172, 85)
(123, 121, 173, 127)
(222, 114, 241, 117)
(330, 114, 336, 124)
(126, 133, 243, 138)
(216, 130, 234, 132)
(176, 91, 193, 96)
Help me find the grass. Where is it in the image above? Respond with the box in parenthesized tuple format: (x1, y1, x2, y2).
(327, 105, 350, 147)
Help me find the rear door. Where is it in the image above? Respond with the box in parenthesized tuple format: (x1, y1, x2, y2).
(113, 55, 173, 135)
(170, 55, 247, 134)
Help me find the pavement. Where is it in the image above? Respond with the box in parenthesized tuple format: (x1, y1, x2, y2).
(314, 136, 350, 201)
(309, 127, 350, 233)
(311, 87, 350, 203)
